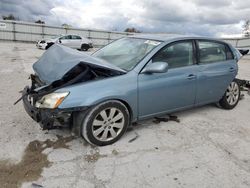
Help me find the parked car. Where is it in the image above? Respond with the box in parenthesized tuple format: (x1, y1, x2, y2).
(36, 34, 93, 51)
(22, 34, 242, 146)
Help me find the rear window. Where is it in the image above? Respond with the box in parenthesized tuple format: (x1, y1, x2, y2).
(198, 41, 233, 64)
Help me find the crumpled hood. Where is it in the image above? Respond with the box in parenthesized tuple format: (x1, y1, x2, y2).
(33, 44, 125, 84)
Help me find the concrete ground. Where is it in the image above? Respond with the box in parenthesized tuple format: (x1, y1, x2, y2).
(0, 41, 250, 188)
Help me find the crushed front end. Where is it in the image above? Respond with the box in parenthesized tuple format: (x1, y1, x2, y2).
(22, 74, 85, 130)
(21, 63, 123, 130)
(18, 44, 125, 130)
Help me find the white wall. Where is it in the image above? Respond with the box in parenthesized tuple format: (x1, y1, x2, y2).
(0, 20, 132, 47)
(223, 37, 250, 49)
(1, 20, 250, 49)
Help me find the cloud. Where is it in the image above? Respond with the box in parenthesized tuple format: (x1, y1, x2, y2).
(191, 0, 232, 8)
(0, 0, 57, 22)
(0, 0, 249, 37)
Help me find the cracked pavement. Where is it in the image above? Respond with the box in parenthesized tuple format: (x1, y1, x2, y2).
(0, 41, 250, 188)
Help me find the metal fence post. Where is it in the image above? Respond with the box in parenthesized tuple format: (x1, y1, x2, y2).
(235, 39, 239, 48)
(41, 24, 45, 39)
(88, 30, 91, 39)
(108, 32, 111, 44)
(13, 21, 16, 41)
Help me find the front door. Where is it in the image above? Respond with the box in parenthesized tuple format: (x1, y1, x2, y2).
(60, 35, 72, 47)
(138, 40, 197, 119)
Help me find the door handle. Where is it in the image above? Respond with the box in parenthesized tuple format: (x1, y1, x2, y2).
(229, 67, 235, 72)
(187, 74, 196, 80)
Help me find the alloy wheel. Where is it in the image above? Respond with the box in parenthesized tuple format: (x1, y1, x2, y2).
(226, 82, 239, 106)
(92, 107, 125, 141)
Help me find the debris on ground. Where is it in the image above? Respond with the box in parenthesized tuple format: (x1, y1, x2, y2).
(236, 78, 250, 96)
(153, 115, 180, 124)
(32, 182, 43, 187)
(240, 94, 245, 100)
(128, 131, 140, 143)
(112, 149, 119, 156)
(84, 148, 107, 163)
(132, 122, 140, 126)
(167, 129, 177, 136)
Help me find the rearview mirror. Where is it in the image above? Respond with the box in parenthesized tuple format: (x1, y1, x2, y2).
(142, 61, 169, 74)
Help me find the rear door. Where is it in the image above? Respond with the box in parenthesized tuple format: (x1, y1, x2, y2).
(71, 35, 82, 49)
(195, 40, 237, 105)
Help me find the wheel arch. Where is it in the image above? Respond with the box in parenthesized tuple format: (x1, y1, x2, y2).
(81, 43, 90, 50)
(115, 99, 134, 124)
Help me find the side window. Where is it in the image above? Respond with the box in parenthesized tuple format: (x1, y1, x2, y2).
(60, 35, 71, 40)
(152, 41, 194, 69)
(198, 41, 229, 64)
(225, 45, 234, 60)
(72, 35, 81, 39)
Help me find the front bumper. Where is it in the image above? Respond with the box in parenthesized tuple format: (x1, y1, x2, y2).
(22, 87, 40, 122)
(22, 86, 87, 129)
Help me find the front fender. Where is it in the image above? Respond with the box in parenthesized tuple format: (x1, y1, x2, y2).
(56, 72, 138, 120)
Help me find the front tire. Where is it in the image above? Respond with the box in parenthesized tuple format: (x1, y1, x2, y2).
(81, 100, 130, 146)
(219, 80, 240, 109)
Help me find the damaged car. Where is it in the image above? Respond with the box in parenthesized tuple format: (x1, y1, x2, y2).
(20, 35, 243, 146)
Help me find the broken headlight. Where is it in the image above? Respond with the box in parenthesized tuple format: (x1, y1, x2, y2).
(35, 92, 69, 109)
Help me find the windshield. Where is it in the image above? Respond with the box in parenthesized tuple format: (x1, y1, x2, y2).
(93, 37, 161, 71)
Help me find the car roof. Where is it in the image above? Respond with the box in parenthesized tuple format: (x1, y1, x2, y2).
(128, 33, 225, 43)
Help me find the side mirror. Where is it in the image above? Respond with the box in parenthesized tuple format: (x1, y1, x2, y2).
(142, 61, 169, 74)
(58, 39, 62, 43)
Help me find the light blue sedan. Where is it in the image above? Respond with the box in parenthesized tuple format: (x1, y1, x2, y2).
(22, 34, 242, 146)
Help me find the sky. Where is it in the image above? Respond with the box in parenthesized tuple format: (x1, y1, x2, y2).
(0, 0, 249, 37)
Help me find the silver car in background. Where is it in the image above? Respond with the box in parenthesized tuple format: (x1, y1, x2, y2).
(36, 34, 93, 51)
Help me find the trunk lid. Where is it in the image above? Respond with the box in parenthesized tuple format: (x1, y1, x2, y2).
(33, 44, 126, 84)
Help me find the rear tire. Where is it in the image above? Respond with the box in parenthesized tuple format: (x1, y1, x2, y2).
(219, 80, 240, 109)
(81, 44, 90, 51)
(79, 100, 130, 146)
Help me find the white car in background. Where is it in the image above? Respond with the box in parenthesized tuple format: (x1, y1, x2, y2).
(36, 34, 93, 51)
